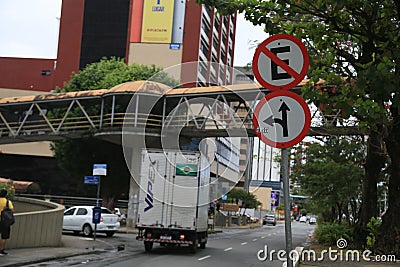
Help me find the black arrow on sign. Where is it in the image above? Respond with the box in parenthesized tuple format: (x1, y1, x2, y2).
(263, 101, 290, 137)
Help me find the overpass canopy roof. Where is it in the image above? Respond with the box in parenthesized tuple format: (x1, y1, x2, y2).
(0, 79, 324, 105)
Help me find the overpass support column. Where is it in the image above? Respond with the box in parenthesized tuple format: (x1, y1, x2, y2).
(125, 134, 145, 229)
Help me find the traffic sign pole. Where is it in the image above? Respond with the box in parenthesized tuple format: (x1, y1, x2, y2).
(92, 164, 107, 241)
(282, 148, 293, 267)
(94, 176, 101, 240)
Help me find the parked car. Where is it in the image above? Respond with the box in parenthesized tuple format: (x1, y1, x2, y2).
(309, 216, 317, 225)
(299, 216, 307, 223)
(263, 214, 277, 226)
(63, 206, 120, 237)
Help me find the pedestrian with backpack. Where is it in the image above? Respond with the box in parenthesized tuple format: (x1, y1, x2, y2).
(0, 189, 14, 256)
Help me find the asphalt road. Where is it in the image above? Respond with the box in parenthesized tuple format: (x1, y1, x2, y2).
(25, 222, 315, 267)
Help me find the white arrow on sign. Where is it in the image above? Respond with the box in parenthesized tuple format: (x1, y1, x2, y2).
(252, 91, 311, 148)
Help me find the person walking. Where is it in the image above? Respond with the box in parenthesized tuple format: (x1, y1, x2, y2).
(0, 189, 14, 256)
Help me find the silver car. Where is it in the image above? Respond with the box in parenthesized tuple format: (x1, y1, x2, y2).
(63, 206, 120, 237)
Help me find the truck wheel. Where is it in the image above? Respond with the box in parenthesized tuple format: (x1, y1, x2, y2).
(200, 241, 206, 249)
(144, 241, 153, 252)
(190, 239, 198, 253)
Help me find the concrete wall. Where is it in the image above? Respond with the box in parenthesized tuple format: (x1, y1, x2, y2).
(7, 197, 64, 249)
(250, 186, 272, 211)
(127, 43, 182, 80)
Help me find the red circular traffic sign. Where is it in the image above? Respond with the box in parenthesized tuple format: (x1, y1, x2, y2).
(252, 90, 311, 148)
(252, 34, 309, 91)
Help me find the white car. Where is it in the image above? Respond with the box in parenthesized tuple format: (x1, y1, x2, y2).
(299, 216, 308, 223)
(63, 206, 120, 237)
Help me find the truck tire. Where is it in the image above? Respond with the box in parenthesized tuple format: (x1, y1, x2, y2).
(190, 239, 198, 253)
(200, 233, 207, 249)
(144, 241, 153, 252)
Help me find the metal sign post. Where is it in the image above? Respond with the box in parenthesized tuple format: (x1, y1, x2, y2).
(281, 148, 293, 267)
(92, 164, 107, 241)
(93, 175, 101, 240)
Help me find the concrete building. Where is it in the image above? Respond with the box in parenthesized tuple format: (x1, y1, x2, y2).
(0, 1, 241, 204)
(129, 0, 237, 87)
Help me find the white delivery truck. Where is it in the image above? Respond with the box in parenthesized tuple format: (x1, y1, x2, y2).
(136, 149, 210, 253)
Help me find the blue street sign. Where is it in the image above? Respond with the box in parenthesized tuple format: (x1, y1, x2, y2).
(169, 43, 181, 50)
(84, 176, 100, 185)
(93, 164, 107, 176)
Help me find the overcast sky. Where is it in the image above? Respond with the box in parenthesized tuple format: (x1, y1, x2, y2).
(0, 0, 268, 66)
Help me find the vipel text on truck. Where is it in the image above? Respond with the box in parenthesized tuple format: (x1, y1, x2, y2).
(136, 149, 210, 253)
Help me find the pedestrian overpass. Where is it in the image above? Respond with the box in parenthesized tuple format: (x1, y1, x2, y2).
(0, 80, 361, 228)
(0, 80, 358, 145)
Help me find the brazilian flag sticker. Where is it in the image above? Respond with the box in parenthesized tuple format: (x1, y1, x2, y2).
(176, 163, 198, 176)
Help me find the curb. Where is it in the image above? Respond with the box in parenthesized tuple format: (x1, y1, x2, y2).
(276, 246, 304, 267)
(294, 246, 304, 267)
(0, 249, 105, 267)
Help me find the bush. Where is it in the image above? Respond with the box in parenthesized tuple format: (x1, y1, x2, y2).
(366, 217, 381, 249)
(0, 183, 15, 200)
(315, 222, 353, 246)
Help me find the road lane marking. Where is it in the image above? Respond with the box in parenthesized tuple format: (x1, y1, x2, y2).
(198, 255, 211, 261)
(261, 236, 266, 239)
(253, 238, 258, 241)
(268, 234, 272, 236)
(224, 247, 232, 251)
(241, 242, 248, 245)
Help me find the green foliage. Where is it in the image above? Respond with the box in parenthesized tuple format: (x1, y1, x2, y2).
(315, 221, 353, 246)
(51, 58, 178, 200)
(0, 183, 15, 200)
(300, 209, 307, 216)
(197, 0, 400, 254)
(226, 188, 261, 209)
(51, 138, 130, 199)
(291, 138, 364, 222)
(197, 0, 400, 129)
(276, 203, 285, 211)
(366, 217, 381, 249)
(56, 57, 178, 92)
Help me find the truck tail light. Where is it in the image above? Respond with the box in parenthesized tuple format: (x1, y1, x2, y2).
(146, 232, 152, 238)
(179, 234, 185, 240)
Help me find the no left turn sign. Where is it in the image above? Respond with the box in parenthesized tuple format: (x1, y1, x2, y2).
(252, 34, 309, 91)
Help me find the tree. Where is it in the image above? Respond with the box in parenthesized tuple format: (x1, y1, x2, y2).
(51, 57, 177, 207)
(197, 0, 400, 255)
(291, 138, 364, 224)
(227, 188, 261, 210)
